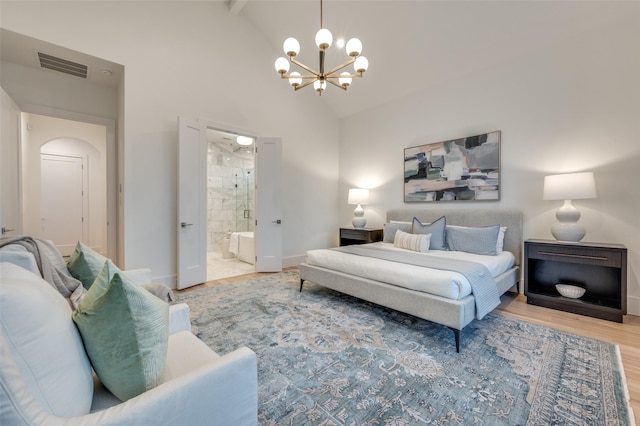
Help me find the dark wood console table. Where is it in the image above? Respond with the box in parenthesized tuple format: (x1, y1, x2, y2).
(524, 239, 627, 322)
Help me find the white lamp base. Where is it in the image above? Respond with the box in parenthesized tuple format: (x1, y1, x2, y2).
(352, 204, 366, 229)
(551, 200, 586, 243)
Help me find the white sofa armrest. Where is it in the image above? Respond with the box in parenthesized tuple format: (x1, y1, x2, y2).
(169, 303, 191, 334)
(83, 346, 258, 425)
(2, 340, 258, 426)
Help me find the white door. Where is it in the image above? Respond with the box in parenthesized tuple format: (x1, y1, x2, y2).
(40, 154, 84, 255)
(177, 117, 207, 289)
(255, 137, 283, 272)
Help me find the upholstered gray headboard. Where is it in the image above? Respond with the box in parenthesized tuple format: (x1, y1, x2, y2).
(386, 209, 523, 265)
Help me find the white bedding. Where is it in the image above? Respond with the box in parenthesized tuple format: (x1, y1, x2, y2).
(305, 242, 515, 300)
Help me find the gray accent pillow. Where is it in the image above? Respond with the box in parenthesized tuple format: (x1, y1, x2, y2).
(412, 216, 446, 250)
(445, 224, 501, 255)
(383, 222, 411, 243)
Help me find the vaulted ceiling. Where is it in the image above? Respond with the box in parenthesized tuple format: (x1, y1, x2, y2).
(1, 1, 637, 118)
(237, 0, 638, 117)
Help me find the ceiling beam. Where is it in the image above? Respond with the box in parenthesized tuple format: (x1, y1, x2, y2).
(228, 0, 248, 15)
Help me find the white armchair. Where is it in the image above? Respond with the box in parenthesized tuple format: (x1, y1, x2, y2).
(0, 262, 258, 425)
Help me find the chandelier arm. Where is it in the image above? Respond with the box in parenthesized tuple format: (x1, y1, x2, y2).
(326, 79, 347, 91)
(281, 73, 320, 80)
(323, 57, 357, 77)
(294, 79, 318, 91)
(326, 72, 364, 80)
(290, 56, 320, 76)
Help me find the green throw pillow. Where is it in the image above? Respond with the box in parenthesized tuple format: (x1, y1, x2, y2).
(66, 241, 110, 289)
(72, 260, 169, 401)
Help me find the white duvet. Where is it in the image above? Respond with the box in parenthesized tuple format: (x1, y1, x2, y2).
(305, 242, 515, 300)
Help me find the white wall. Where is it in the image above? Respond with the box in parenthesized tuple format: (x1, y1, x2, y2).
(339, 14, 640, 314)
(1, 1, 340, 284)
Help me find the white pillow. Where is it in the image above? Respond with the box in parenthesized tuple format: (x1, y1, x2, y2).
(394, 230, 431, 253)
(0, 262, 94, 417)
(496, 226, 507, 254)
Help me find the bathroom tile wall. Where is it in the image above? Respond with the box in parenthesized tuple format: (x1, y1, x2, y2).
(207, 141, 255, 252)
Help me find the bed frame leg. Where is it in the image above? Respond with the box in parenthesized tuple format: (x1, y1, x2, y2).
(299, 279, 304, 292)
(449, 327, 460, 353)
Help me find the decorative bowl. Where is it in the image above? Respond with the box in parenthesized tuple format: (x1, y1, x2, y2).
(555, 284, 586, 299)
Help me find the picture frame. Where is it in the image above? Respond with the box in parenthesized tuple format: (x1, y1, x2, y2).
(404, 130, 501, 202)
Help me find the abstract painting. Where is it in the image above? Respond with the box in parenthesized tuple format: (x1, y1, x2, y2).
(404, 131, 501, 202)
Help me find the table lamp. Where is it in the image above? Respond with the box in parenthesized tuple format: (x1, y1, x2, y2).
(543, 172, 596, 242)
(348, 188, 370, 229)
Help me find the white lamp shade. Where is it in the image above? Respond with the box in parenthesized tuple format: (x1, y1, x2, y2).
(348, 188, 369, 205)
(315, 28, 333, 50)
(274, 57, 290, 74)
(283, 37, 300, 57)
(339, 72, 352, 87)
(543, 172, 597, 201)
(354, 56, 369, 73)
(346, 38, 362, 57)
(289, 71, 302, 87)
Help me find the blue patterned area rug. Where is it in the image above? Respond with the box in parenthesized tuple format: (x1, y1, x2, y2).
(175, 270, 633, 425)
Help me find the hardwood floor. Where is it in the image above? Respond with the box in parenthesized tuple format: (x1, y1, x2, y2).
(178, 270, 639, 423)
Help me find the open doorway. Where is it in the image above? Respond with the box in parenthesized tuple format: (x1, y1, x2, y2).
(21, 112, 110, 257)
(205, 128, 255, 281)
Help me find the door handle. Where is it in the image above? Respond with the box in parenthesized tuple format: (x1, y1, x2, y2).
(1, 227, 15, 235)
(272, 219, 281, 224)
(181, 222, 193, 228)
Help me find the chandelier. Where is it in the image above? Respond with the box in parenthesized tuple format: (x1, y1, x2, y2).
(274, 0, 369, 95)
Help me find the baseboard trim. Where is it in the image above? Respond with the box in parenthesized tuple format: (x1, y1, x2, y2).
(283, 254, 305, 268)
(626, 295, 640, 317)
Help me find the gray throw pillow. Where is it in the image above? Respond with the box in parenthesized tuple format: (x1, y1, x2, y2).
(383, 222, 412, 243)
(445, 224, 501, 256)
(412, 216, 446, 250)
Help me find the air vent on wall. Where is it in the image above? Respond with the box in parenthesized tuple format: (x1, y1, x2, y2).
(37, 51, 88, 79)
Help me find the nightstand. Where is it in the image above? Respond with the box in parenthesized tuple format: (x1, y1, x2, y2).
(339, 228, 383, 246)
(524, 239, 627, 322)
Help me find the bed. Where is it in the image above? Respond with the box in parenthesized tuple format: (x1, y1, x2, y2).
(299, 209, 523, 352)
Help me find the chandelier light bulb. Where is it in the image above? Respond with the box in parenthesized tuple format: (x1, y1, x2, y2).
(274, 57, 290, 74)
(354, 56, 369, 73)
(313, 80, 326, 93)
(283, 37, 300, 57)
(339, 72, 352, 88)
(345, 38, 363, 57)
(289, 72, 302, 87)
(315, 28, 333, 50)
